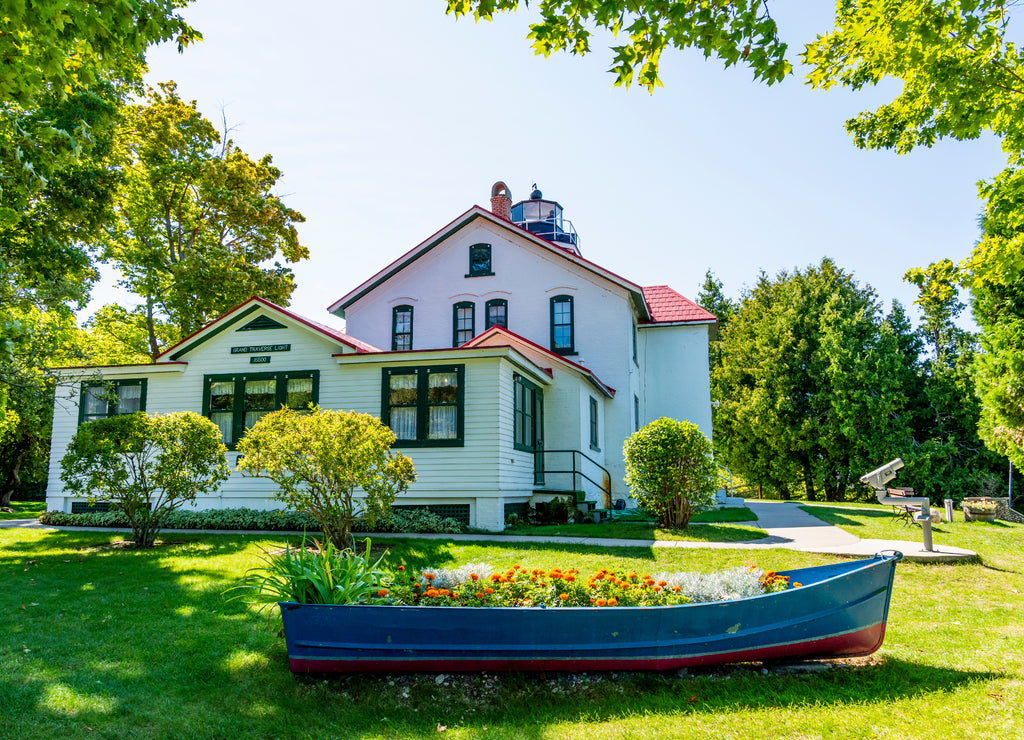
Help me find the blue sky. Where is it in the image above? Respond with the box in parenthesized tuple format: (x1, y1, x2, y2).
(88, 0, 1005, 331)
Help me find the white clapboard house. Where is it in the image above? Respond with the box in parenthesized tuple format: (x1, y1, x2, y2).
(46, 183, 715, 530)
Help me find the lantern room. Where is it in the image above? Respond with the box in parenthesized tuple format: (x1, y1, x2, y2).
(510, 185, 580, 254)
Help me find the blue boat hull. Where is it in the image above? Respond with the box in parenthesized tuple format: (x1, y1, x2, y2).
(280, 553, 900, 673)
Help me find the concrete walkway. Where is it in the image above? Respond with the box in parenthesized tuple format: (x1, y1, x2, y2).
(0, 500, 977, 562)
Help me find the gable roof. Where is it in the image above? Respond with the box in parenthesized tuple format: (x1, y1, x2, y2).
(327, 206, 651, 321)
(463, 325, 616, 398)
(156, 296, 380, 362)
(641, 285, 717, 325)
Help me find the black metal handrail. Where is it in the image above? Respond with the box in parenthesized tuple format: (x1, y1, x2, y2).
(534, 449, 611, 505)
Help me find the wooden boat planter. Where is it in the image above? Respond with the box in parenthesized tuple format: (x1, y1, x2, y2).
(280, 552, 901, 673)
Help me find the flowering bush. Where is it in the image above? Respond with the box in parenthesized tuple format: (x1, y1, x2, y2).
(382, 562, 800, 608)
(964, 500, 997, 513)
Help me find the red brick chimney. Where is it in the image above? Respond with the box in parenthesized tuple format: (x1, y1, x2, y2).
(490, 181, 512, 220)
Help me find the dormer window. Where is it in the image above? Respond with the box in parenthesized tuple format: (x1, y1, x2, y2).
(467, 243, 493, 277)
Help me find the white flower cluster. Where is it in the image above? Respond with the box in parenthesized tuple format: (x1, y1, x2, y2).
(421, 562, 494, 589)
(653, 566, 768, 603)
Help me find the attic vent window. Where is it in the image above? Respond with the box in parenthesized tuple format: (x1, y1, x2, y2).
(466, 243, 493, 277)
(237, 315, 287, 331)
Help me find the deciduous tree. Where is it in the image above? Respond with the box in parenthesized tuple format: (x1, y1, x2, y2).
(100, 82, 308, 359)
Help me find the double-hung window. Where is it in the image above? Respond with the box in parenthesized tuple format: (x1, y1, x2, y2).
(203, 370, 318, 449)
(513, 374, 542, 452)
(485, 299, 507, 330)
(79, 379, 147, 424)
(383, 365, 464, 446)
(550, 295, 574, 355)
(452, 302, 475, 346)
(392, 305, 413, 351)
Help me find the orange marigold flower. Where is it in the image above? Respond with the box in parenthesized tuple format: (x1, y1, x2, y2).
(596, 598, 607, 606)
(595, 572, 605, 580)
(438, 589, 450, 596)
(424, 572, 435, 581)
(397, 566, 405, 572)
(484, 587, 494, 594)
(645, 579, 655, 587)
(673, 586, 681, 592)
(607, 597, 618, 606)
(413, 583, 421, 589)
(559, 594, 569, 601)
(653, 586, 662, 592)
(476, 591, 485, 598)
(470, 573, 479, 581)
(629, 573, 637, 580)
(425, 589, 438, 598)
(565, 575, 575, 583)
(658, 580, 667, 587)
(490, 573, 501, 582)
(513, 564, 522, 570)
(377, 589, 388, 597)
(642, 574, 651, 580)
(450, 593, 457, 599)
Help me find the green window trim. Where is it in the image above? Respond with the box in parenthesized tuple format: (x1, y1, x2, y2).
(392, 305, 413, 351)
(202, 370, 319, 450)
(513, 374, 543, 453)
(550, 295, 575, 355)
(78, 379, 148, 424)
(589, 396, 600, 452)
(381, 365, 465, 447)
(452, 301, 475, 347)
(466, 243, 494, 277)
(485, 298, 508, 330)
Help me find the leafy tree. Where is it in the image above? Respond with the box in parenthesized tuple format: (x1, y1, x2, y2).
(1, 2, 199, 354)
(237, 407, 417, 550)
(0, 307, 94, 510)
(59, 411, 230, 547)
(713, 259, 908, 501)
(100, 82, 308, 359)
(82, 304, 178, 366)
(967, 174, 1024, 470)
(445, 0, 790, 90)
(623, 417, 717, 528)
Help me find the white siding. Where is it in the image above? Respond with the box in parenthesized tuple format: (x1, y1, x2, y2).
(640, 323, 714, 439)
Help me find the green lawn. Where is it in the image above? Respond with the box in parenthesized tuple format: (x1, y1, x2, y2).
(0, 500, 44, 520)
(501, 507, 761, 541)
(501, 520, 766, 542)
(800, 503, 1020, 552)
(2, 521, 1022, 739)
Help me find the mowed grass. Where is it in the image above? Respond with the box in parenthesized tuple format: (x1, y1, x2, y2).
(502, 507, 763, 541)
(0, 500, 45, 520)
(2, 519, 1022, 739)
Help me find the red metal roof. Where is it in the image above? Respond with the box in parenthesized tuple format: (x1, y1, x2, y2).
(642, 286, 717, 324)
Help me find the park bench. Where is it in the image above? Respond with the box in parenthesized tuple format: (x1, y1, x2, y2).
(886, 487, 922, 526)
